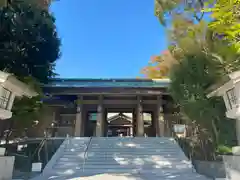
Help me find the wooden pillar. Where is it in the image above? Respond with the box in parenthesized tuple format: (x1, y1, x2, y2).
(165, 114, 172, 137)
(103, 108, 108, 136)
(132, 108, 137, 136)
(150, 111, 156, 137)
(96, 96, 104, 137)
(83, 109, 89, 137)
(53, 107, 61, 137)
(155, 95, 163, 137)
(75, 96, 84, 137)
(81, 107, 86, 136)
(136, 96, 144, 136)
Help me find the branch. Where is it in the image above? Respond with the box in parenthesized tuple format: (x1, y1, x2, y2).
(194, 0, 205, 22)
(194, 11, 204, 22)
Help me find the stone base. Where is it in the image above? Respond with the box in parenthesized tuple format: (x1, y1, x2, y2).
(0, 156, 15, 180)
(0, 147, 5, 156)
(232, 146, 240, 155)
(222, 155, 240, 180)
(0, 108, 12, 120)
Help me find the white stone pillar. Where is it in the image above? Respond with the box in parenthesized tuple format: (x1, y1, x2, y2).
(130, 127, 133, 137)
(96, 96, 104, 137)
(136, 96, 144, 136)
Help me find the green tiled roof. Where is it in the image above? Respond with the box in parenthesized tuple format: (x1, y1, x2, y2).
(46, 78, 170, 88)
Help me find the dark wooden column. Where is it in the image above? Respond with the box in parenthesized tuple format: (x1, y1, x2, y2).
(96, 95, 104, 137)
(136, 96, 144, 136)
(132, 108, 137, 136)
(154, 95, 163, 137)
(75, 96, 84, 136)
(52, 107, 61, 137)
(104, 108, 108, 136)
(150, 111, 156, 137)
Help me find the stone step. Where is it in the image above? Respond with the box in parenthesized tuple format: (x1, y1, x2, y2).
(57, 158, 85, 163)
(86, 154, 187, 158)
(85, 157, 190, 162)
(31, 137, 209, 180)
(85, 154, 187, 158)
(38, 171, 208, 180)
(90, 142, 178, 145)
(90, 137, 174, 139)
(90, 141, 177, 143)
(90, 142, 177, 144)
(61, 151, 86, 156)
(81, 166, 194, 174)
(53, 164, 82, 169)
(86, 158, 188, 162)
(89, 144, 179, 149)
(88, 145, 176, 150)
(63, 148, 86, 152)
(85, 158, 189, 163)
(83, 161, 192, 166)
(86, 152, 185, 155)
(76, 171, 208, 180)
(87, 148, 182, 151)
(61, 154, 85, 158)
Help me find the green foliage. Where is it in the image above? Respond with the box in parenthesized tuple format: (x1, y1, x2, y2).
(205, 0, 240, 52)
(0, 1, 60, 83)
(0, 1, 60, 135)
(154, 0, 210, 26)
(154, 0, 238, 160)
(11, 77, 45, 130)
(216, 145, 232, 155)
(169, 53, 237, 159)
(169, 53, 219, 127)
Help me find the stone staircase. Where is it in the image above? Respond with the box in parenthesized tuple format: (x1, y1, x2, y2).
(32, 137, 209, 180)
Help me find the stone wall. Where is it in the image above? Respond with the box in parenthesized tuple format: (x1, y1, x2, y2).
(193, 160, 226, 179)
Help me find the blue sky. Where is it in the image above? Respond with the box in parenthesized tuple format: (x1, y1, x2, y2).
(50, 0, 167, 78)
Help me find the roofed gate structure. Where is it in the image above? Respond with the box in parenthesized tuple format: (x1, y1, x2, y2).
(43, 78, 177, 137)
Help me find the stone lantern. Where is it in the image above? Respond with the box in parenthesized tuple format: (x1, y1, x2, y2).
(0, 71, 37, 120)
(0, 71, 38, 180)
(207, 70, 240, 154)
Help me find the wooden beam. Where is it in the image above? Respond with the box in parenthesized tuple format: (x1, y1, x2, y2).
(81, 100, 158, 105)
(46, 99, 168, 107)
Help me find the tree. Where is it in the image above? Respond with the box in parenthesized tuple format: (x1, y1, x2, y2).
(140, 0, 239, 159)
(141, 50, 176, 78)
(155, 0, 240, 62)
(0, 1, 60, 83)
(169, 52, 237, 159)
(0, 0, 52, 8)
(0, 1, 60, 138)
(205, 0, 240, 52)
(154, 0, 210, 26)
